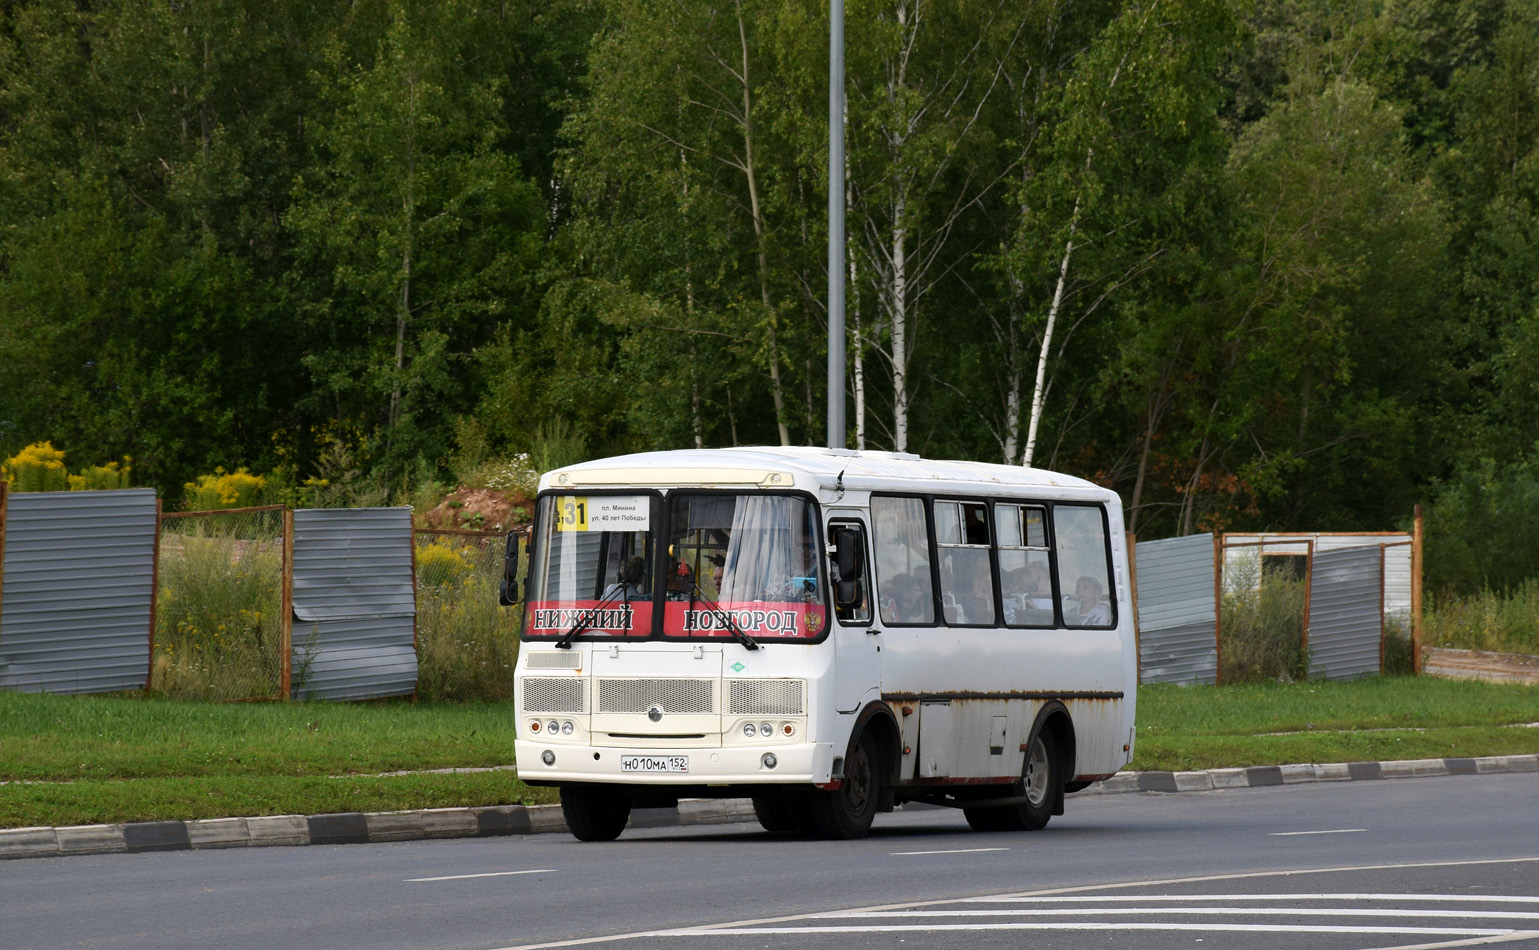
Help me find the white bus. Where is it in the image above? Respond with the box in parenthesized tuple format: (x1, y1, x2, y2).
(504, 447, 1136, 841)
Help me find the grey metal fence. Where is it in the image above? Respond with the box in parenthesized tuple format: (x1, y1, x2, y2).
(288, 507, 418, 700)
(0, 488, 158, 694)
(1133, 534, 1219, 685)
(1307, 545, 1385, 681)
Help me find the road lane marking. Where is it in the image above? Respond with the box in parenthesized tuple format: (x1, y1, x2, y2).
(488, 855, 1539, 950)
(816, 908, 1539, 921)
(965, 894, 1539, 905)
(661, 924, 1531, 937)
(406, 869, 556, 882)
(888, 847, 1009, 856)
(1270, 828, 1369, 836)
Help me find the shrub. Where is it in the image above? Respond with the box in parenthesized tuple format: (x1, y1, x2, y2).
(184, 467, 269, 510)
(415, 536, 522, 702)
(1423, 581, 1539, 655)
(68, 461, 132, 491)
(2, 441, 71, 491)
(1221, 555, 1310, 683)
(152, 514, 285, 701)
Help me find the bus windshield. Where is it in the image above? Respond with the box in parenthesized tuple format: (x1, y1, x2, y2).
(663, 493, 828, 640)
(525, 493, 656, 640)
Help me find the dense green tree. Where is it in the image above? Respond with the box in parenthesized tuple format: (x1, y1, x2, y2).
(286, 0, 544, 477)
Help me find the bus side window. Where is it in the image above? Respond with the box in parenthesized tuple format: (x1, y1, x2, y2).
(996, 504, 1054, 627)
(1053, 504, 1115, 628)
(936, 500, 994, 625)
(871, 495, 935, 625)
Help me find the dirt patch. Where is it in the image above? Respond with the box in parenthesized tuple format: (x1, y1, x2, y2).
(1423, 647, 1539, 685)
(418, 487, 533, 533)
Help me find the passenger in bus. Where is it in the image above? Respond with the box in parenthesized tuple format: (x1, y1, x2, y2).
(602, 555, 647, 601)
(707, 553, 729, 599)
(1071, 575, 1112, 625)
(765, 535, 819, 602)
(881, 573, 929, 623)
(666, 560, 696, 601)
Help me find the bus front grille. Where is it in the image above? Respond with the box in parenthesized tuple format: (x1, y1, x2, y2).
(522, 677, 586, 713)
(728, 679, 806, 716)
(598, 678, 715, 714)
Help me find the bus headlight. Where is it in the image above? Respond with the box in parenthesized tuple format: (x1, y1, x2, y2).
(743, 722, 757, 737)
(759, 722, 773, 737)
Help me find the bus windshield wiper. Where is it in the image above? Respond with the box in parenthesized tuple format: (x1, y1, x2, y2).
(554, 590, 624, 650)
(691, 583, 760, 651)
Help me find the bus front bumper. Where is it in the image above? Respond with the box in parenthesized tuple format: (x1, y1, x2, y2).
(515, 739, 836, 786)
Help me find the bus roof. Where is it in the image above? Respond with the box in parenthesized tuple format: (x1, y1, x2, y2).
(541, 447, 1115, 501)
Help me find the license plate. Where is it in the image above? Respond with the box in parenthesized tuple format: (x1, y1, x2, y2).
(621, 755, 689, 773)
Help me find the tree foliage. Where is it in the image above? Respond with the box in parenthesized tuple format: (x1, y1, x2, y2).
(2, 0, 1538, 592)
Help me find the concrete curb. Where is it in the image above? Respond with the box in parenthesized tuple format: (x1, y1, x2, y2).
(3, 754, 1534, 861)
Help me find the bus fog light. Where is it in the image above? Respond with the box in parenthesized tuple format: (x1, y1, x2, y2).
(541, 750, 556, 766)
(761, 753, 778, 769)
(561, 721, 574, 736)
(743, 723, 757, 737)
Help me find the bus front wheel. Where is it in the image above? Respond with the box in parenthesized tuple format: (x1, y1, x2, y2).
(811, 731, 880, 839)
(560, 784, 631, 842)
(752, 792, 817, 834)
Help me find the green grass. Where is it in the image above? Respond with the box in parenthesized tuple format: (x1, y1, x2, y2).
(2, 677, 1535, 829)
(1131, 678, 1539, 771)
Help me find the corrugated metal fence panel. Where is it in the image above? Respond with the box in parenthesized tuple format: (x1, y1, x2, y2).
(1133, 535, 1218, 685)
(0, 490, 157, 694)
(1225, 534, 1410, 625)
(292, 508, 416, 621)
(1307, 545, 1383, 681)
(290, 508, 417, 700)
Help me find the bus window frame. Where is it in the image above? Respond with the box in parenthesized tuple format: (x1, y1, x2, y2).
(658, 487, 833, 645)
(871, 492, 1120, 632)
(827, 518, 874, 627)
(930, 495, 1000, 628)
(1050, 501, 1119, 630)
(993, 500, 1061, 630)
(869, 492, 939, 628)
(520, 488, 667, 642)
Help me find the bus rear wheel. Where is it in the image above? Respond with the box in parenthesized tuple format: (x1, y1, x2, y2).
(560, 784, 631, 842)
(966, 730, 1061, 832)
(810, 731, 880, 839)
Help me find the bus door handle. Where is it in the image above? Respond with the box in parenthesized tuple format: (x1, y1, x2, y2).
(867, 628, 882, 637)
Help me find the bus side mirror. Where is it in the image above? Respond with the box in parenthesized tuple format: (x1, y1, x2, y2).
(832, 527, 864, 610)
(833, 527, 864, 578)
(498, 532, 522, 606)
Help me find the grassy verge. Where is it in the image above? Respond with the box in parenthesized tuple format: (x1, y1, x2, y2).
(1132, 678, 1539, 771)
(3, 677, 1536, 828)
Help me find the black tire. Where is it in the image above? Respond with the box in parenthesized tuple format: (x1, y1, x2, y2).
(560, 784, 631, 842)
(967, 729, 1061, 832)
(1012, 729, 1060, 831)
(963, 804, 1006, 832)
(810, 730, 881, 839)
(752, 793, 817, 834)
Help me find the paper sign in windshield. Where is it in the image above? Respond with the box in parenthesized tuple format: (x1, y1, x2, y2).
(553, 495, 650, 532)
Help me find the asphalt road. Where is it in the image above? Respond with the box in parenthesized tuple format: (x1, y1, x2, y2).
(2, 772, 1536, 950)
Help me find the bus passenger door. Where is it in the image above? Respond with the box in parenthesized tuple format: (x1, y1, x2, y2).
(828, 517, 879, 713)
